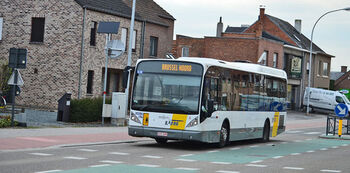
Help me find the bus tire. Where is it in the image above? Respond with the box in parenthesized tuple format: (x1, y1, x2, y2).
(261, 121, 270, 142)
(155, 138, 167, 144)
(217, 123, 229, 148)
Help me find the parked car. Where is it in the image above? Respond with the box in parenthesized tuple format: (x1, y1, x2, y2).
(303, 87, 350, 115)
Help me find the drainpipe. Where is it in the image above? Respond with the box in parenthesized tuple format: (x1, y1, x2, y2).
(300, 51, 305, 110)
(140, 21, 146, 58)
(78, 7, 87, 99)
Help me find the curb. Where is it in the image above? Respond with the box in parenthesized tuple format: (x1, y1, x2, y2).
(319, 134, 350, 140)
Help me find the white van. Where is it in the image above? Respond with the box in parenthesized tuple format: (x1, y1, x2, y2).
(303, 87, 350, 115)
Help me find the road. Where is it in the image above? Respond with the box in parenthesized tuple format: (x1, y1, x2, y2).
(1, 122, 350, 173)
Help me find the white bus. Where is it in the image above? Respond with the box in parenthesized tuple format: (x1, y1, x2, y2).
(128, 57, 287, 147)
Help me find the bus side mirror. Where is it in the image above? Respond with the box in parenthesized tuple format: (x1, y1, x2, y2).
(208, 99, 214, 116)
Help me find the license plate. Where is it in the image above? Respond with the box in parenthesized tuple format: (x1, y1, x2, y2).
(157, 132, 168, 137)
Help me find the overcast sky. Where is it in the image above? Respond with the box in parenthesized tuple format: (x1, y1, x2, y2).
(154, 0, 350, 72)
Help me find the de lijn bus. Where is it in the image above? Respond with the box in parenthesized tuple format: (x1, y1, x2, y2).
(128, 57, 287, 147)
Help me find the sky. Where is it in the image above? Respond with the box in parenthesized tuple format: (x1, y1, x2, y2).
(154, 0, 350, 72)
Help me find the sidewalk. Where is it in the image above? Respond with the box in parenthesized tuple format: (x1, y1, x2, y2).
(0, 127, 146, 151)
(0, 111, 329, 151)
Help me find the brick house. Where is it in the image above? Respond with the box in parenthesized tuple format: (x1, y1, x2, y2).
(173, 7, 333, 110)
(0, 0, 175, 110)
(331, 66, 350, 91)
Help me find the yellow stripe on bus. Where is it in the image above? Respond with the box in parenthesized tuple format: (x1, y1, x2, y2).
(170, 114, 187, 130)
(143, 113, 149, 126)
(272, 112, 280, 137)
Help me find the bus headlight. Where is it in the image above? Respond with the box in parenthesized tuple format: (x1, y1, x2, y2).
(186, 117, 199, 128)
(130, 112, 141, 124)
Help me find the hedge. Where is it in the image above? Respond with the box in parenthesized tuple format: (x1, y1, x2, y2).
(0, 115, 18, 128)
(69, 97, 111, 123)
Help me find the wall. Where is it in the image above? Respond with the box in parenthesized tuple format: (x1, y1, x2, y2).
(0, 0, 83, 109)
(81, 10, 142, 97)
(143, 19, 174, 59)
(174, 35, 205, 58)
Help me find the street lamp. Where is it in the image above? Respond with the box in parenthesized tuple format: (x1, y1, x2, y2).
(306, 7, 350, 114)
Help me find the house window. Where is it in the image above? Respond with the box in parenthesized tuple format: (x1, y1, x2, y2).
(87, 70, 94, 94)
(318, 61, 322, 76)
(132, 30, 137, 52)
(273, 53, 278, 68)
(90, 22, 97, 46)
(30, 17, 45, 43)
(0, 17, 3, 41)
(150, 36, 158, 57)
(121, 28, 128, 50)
(323, 62, 329, 76)
(259, 51, 268, 66)
(182, 47, 189, 57)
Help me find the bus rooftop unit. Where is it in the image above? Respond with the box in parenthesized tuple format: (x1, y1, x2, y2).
(128, 57, 287, 147)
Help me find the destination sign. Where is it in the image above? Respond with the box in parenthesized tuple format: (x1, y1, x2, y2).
(162, 64, 192, 72)
(137, 60, 203, 76)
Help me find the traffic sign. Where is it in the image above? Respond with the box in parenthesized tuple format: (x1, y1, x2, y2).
(334, 103, 349, 117)
(270, 101, 283, 112)
(7, 70, 24, 86)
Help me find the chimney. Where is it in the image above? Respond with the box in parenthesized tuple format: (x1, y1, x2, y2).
(295, 19, 302, 33)
(256, 6, 265, 38)
(341, 66, 348, 73)
(259, 5, 265, 20)
(216, 17, 223, 37)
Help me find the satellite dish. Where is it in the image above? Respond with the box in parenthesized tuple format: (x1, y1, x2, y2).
(106, 40, 125, 59)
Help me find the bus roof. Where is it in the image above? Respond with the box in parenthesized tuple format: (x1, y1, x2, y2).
(137, 57, 288, 80)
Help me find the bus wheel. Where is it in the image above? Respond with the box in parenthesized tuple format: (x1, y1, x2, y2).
(155, 138, 168, 144)
(261, 122, 270, 142)
(218, 123, 229, 148)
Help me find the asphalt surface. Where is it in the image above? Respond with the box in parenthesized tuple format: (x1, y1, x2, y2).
(1, 111, 350, 173)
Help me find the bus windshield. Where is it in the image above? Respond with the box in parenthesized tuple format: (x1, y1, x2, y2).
(131, 61, 203, 114)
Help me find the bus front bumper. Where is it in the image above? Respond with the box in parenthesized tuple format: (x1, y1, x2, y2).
(128, 126, 220, 143)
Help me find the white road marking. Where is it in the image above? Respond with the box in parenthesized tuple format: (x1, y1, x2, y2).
(63, 156, 87, 160)
(286, 130, 303, 133)
(306, 150, 315, 153)
(304, 132, 322, 135)
(291, 153, 301, 156)
(137, 164, 160, 168)
(180, 154, 194, 157)
(305, 138, 313, 141)
(320, 169, 342, 172)
(249, 145, 259, 148)
(246, 164, 267, 167)
(216, 171, 240, 173)
(341, 144, 349, 147)
(294, 140, 302, 142)
(142, 155, 163, 159)
(211, 162, 231, 165)
(331, 146, 338, 149)
(273, 156, 284, 159)
(283, 167, 304, 170)
(79, 149, 98, 152)
(175, 167, 199, 171)
(89, 164, 110, 168)
(320, 148, 328, 151)
(230, 147, 240, 150)
(250, 160, 262, 163)
(35, 170, 62, 173)
(208, 150, 219, 153)
(109, 152, 130, 155)
(281, 142, 288, 144)
(100, 160, 123, 164)
(176, 158, 196, 162)
(30, 153, 53, 156)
